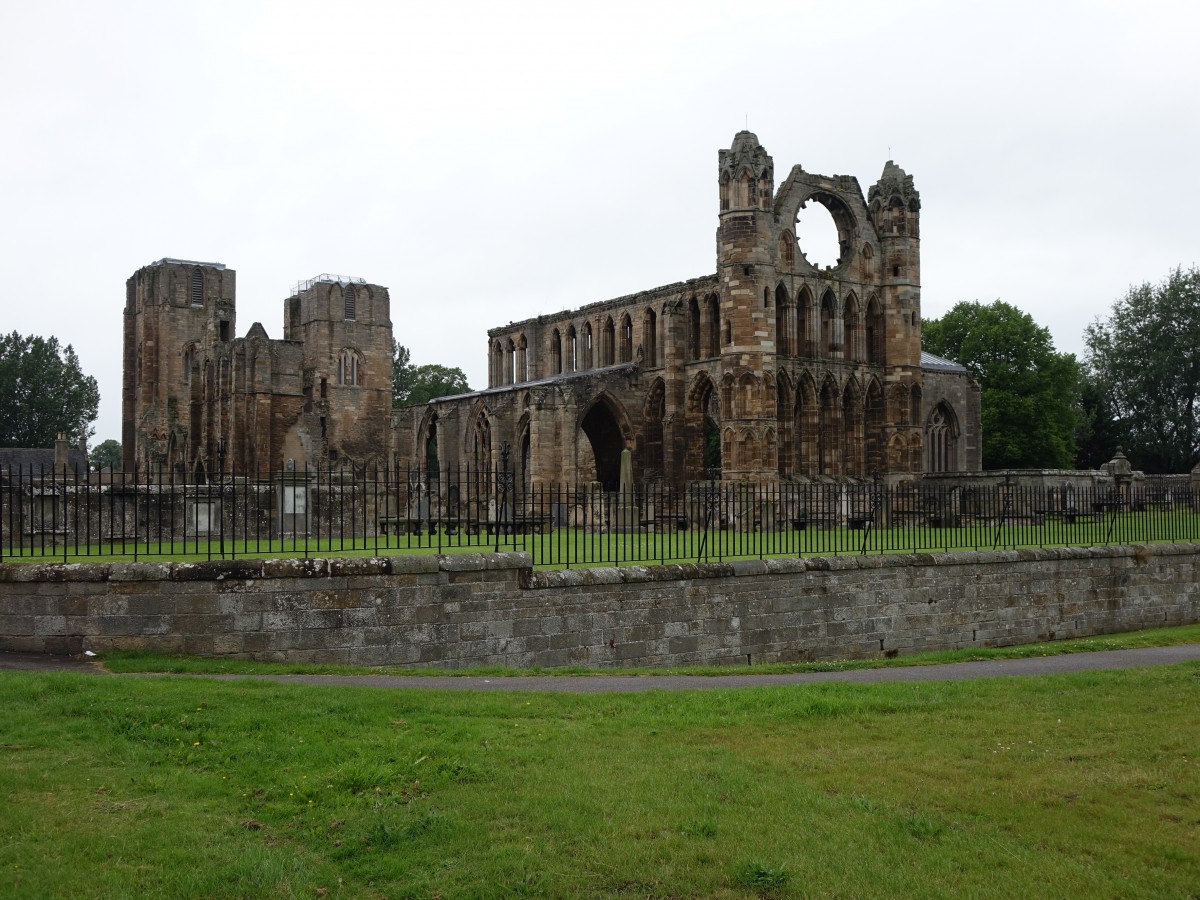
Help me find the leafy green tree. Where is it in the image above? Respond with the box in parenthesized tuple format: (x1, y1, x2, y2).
(89, 439, 122, 471)
(391, 341, 412, 408)
(392, 341, 470, 407)
(1074, 373, 1123, 470)
(0, 331, 100, 448)
(923, 301, 1080, 469)
(1084, 266, 1200, 473)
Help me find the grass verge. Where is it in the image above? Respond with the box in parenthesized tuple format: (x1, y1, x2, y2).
(99, 622, 1200, 678)
(0, 664, 1196, 897)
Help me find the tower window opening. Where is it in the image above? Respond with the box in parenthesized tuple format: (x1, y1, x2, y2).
(337, 349, 361, 386)
(344, 284, 357, 321)
(189, 269, 203, 306)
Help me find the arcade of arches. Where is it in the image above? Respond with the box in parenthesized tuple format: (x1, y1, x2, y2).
(392, 132, 981, 488)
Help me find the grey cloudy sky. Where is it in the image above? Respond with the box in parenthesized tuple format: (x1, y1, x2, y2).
(2, 0, 1197, 445)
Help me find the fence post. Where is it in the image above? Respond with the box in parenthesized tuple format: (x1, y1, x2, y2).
(495, 442, 512, 554)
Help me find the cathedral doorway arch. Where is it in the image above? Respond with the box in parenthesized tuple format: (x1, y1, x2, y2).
(579, 394, 631, 490)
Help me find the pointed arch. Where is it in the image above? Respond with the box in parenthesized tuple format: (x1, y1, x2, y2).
(642, 377, 667, 477)
(910, 384, 923, 427)
(738, 170, 754, 208)
(642, 306, 658, 367)
(705, 294, 720, 357)
(794, 371, 820, 477)
(797, 286, 814, 357)
(601, 316, 615, 367)
(516, 332, 528, 382)
(778, 229, 795, 271)
(865, 376, 885, 475)
(720, 372, 735, 419)
(491, 341, 504, 387)
(581, 321, 594, 369)
(469, 403, 493, 494)
(686, 372, 721, 479)
(517, 413, 532, 495)
(819, 374, 841, 476)
(619, 312, 633, 363)
(866, 294, 885, 364)
(842, 376, 864, 477)
(736, 372, 757, 417)
(776, 371, 794, 477)
(775, 283, 791, 356)
(550, 328, 562, 375)
(417, 408, 440, 475)
(337, 348, 361, 386)
(566, 325, 577, 373)
(343, 283, 357, 321)
(720, 170, 732, 211)
(842, 291, 860, 362)
(758, 168, 771, 210)
(820, 289, 838, 356)
(579, 392, 633, 490)
(926, 400, 961, 473)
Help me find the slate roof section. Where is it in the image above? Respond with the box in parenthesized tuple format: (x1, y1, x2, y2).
(920, 351, 969, 373)
(0, 448, 89, 477)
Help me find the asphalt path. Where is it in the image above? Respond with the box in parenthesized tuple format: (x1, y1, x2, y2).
(2, 644, 1198, 693)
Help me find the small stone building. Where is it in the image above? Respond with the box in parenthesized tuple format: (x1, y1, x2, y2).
(122, 259, 393, 477)
(393, 132, 981, 488)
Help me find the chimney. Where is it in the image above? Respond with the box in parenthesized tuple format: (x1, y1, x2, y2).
(54, 432, 70, 475)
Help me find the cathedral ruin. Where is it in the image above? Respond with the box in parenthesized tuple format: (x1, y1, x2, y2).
(122, 260, 393, 477)
(392, 131, 981, 488)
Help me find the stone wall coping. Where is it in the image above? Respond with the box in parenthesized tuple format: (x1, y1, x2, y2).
(524, 543, 1198, 589)
(0, 552, 532, 584)
(0, 544, 1194, 587)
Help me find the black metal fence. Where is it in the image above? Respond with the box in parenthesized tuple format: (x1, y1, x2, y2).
(2, 460, 1196, 567)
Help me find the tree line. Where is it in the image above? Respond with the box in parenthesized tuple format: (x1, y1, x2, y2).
(923, 266, 1200, 473)
(3, 269, 1198, 474)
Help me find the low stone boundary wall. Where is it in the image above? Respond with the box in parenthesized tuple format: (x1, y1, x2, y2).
(1, 545, 1197, 668)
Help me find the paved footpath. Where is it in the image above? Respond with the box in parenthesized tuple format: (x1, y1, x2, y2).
(2, 644, 1199, 693)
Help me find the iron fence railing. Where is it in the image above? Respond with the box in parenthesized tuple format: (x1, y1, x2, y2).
(2, 457, 1196, 567)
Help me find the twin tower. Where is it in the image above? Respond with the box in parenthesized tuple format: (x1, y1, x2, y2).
(121, 260, 393, 476)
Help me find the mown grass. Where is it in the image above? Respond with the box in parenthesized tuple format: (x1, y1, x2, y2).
(5, 510, 1199, 568)
(99, 622, 1200, 678)
(0, 664, 1197, 897)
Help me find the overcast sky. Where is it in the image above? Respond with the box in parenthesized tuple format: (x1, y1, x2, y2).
(2, 0, 1197, 446)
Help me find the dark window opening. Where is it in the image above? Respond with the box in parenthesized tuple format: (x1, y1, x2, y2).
(344, 284, 357, 321)
(190, 269, 203, 307)
(219, 320, 230, 341)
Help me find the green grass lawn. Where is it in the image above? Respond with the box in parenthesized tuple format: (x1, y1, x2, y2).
(5, 510, 1199, 568)
(1, 662, 1197, 897)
